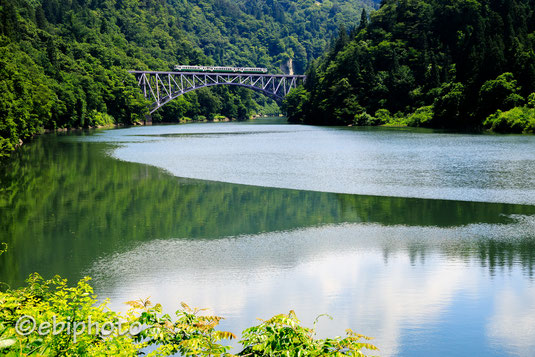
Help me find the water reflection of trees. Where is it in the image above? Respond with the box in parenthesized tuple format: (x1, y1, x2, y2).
(454, 240, 535, 278)
(1, 134, 535, 286)
(385, 238, 535, 278)
(337, 194, 535, 227)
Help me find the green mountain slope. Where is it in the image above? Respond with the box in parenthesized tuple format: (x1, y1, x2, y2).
(283, 0, 535, 132)
(0, 0, 377, 159)
(168, 0, 378, 74)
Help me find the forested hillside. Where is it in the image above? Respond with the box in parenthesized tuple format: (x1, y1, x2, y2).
(0, 0, 377, 158)
(283, 0, 535, 132)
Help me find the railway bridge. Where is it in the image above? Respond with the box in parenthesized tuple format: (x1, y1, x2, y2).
(129, 70, 306, 114)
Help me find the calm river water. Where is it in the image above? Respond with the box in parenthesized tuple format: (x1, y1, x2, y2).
(1, 118, 535, 356)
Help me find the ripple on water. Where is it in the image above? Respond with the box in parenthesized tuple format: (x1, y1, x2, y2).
(76, 123, 535, 205)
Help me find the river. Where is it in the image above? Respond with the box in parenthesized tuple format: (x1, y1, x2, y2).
(1, 118, 535, 356)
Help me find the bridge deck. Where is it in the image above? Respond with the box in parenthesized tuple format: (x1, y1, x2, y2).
(129, 70, 306, 78)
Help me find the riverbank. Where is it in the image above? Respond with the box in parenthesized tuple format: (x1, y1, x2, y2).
(146, 113, 281, 125)
(345, 107, 535, 134)
(2, 113, 288, 161)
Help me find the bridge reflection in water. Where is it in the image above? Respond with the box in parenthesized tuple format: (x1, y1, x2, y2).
(129, 70, 306, 113)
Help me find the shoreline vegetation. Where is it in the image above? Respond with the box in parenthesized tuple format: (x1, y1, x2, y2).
(282, 0, 535, 134)
(2, 113, 275, 156)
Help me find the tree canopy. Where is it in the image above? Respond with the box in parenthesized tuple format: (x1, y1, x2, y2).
(283, 0, 535, 133)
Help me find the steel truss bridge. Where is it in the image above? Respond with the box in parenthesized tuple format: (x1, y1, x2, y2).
(129, 70, 306, 113)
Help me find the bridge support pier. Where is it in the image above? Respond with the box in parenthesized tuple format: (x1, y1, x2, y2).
(144, 114, 152, 125)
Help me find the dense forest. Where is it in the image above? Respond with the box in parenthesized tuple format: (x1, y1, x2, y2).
(283, 0, 535, 132)
(0, 0, 377, 159)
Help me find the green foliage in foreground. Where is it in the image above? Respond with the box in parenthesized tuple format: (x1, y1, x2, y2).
(239, 311, 376, 356)
(0, 274, 139, 356)
(0, 273, 377, 356)
(283, 0, 535, 132)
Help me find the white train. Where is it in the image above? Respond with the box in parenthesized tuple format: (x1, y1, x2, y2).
(174, 65, 268, 73)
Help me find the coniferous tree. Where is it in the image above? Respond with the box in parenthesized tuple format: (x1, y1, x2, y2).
(283, 0, 535, 133)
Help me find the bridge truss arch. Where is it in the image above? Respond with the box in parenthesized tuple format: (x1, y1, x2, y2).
(129, 70, 306, 113)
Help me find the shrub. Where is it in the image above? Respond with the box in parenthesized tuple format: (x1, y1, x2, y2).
(0, 274, 140, 356)
(239, 310, 377, 356)
(406, 106, 434, 127)
(133, 300, 235, 356)
(527, 93, 535, 108)
(374, 109, 392, 125)
(478, 73, 524, 119)
(0, 274, 378, 356)
(353, 112, 374, 126)
(484, 106, 535, 133)
(88, 110, 115, 127)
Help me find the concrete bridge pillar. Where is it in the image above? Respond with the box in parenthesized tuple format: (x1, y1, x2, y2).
(144, 114, 152, 125)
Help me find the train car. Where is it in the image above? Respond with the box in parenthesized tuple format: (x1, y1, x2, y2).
(239, 67, 268, 73)
(174, 65, 206, 72)
(210, 66, 243, 73)
(174, 65, 267, 74)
